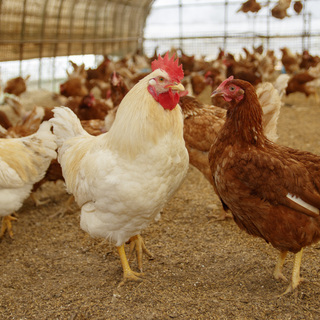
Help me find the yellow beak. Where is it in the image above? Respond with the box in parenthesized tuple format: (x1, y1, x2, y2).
(211, 88, 222, 97)
(167, 83, 185, 92)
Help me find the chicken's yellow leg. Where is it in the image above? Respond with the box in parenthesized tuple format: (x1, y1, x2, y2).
(282, 249, 304, 295)
(0, 215, 18, 238)
(273, 251, 288, 281)
(117, 244, 144, 285)
(30, 193, 50, 207)
(127, 235, 153, 272)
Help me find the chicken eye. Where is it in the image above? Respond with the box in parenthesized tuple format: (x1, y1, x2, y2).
(158, 77, 164, 82)
(229, 86, 235, 91)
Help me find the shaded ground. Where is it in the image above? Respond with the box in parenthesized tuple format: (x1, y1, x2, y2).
(1, 93, 320, 319)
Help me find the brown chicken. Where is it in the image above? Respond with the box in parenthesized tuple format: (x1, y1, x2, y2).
(0, 110, 13, 129)
(4, 75, 30, 96)
(180, 80, 283, 219)
(60, 77, 89, 98)
(286, 71, 317, 97)
(86, 56, 112, 82)
(65, 93, 112, 121)
(224, 53, 262, 86)
(209, 76, 320, 295)
(237, 0, 262, 13)
(280, 48, 300, 74)
(271, 0, 291, 19)
(293, 0, 303, 14)
(110, 71, 129, 108)
(299, 50, 320, 70)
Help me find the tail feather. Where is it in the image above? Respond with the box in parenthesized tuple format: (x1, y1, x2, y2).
(50, 106, 89, 148)
(273, 74, 290, 99)
(257, 82, 282, 142)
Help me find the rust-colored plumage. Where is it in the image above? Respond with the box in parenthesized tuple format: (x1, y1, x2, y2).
(4, 76, 30, 96)
(180, 80, 283, 219)
(209, 78, 320, 294)
(237, 0, 262, 13)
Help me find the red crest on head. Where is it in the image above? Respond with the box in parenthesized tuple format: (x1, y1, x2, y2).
(151, 52, 184, 82)
(218, 76, 234, 88)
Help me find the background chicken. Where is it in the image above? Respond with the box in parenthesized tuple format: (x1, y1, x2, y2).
(65, 93, 112, 121)
(286, 71, 317, 97)
(237, 0, 262, 13)
(180, 77, 286, 219)
(209, 76, 320, 295)
(50, 53, 189, 284)
(4, 75, 30, 96)
(0, 121, 57, 238)
(271, 0, 292, 19)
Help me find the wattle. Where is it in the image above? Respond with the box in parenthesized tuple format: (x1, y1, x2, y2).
(148, 86, 179, 110)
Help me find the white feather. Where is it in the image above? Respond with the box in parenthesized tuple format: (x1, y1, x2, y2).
(286, 193, 319, 215)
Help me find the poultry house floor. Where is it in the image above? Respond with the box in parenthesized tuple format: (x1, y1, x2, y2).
(1, 93, 320, 320)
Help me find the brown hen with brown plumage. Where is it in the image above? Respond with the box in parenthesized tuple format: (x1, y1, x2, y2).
(180, 79, 284, 219)
(209, 76, 320, 295)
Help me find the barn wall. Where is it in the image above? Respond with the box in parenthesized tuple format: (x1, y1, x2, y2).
(0, 0, 154, 62)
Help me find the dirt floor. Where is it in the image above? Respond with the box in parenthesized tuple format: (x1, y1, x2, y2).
(1, 92, 320, 320)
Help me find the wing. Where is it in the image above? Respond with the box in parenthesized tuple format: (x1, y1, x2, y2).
(0, 158, 24, 188)
(183, 106, 226, 152)
(226, 143, 320, 218)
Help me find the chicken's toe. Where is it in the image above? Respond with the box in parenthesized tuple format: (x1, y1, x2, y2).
(127, 234, 153, 272)
(0, 215, 18, 238)
(117, 244, 145, 286)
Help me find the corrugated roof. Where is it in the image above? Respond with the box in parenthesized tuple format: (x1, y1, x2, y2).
(0, 0, 154, 61)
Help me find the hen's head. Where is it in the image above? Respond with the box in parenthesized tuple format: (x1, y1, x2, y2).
(211, 76, 250, 104)
(147, 52, 186, 110)
(80, 93, 95, 109)
(111, 71, 123, 87)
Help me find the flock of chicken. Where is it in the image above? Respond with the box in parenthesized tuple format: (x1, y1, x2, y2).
(0, 46, 320, 295)
(238, 0, 303, 19)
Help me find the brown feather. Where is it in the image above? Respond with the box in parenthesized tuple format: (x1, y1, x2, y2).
(209, 78, 320, 254)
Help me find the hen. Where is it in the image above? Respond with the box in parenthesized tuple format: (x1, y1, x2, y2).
(180, 80, 284, 219)
(209, 76, 320, 295)
(65, 93, 112, 121)
(50, 53, 189, 283)
(4, 75, 30, 96)
(237, 0, 262, 13)
(0, 121, 57, 238)
(271, 0, 291, 19)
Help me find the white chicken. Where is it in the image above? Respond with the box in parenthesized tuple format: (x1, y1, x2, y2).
(0, 121, 57, 237)
(50, 53, 189, 283)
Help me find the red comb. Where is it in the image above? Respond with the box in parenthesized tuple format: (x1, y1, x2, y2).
(219, 76, 234, 87)
(151, 52, 184, 82)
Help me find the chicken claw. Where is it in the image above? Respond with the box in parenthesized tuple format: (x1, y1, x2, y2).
(0, 215, 18, 238)
(30, 193, 50, 207)
(273, 251, 288, 281)
(117, 244, 144, 286)
(127, 234, 154, 272)
(279, 249, 304, 296)
(213, 210, 233, 221)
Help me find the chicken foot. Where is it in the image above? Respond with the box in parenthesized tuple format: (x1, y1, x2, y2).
(127, 234, 154, 272)
(273, 251, 288, 281)
(50, 195, 75, 218)
(0, 215, 18, 238)
(30, 193, 51, 207)
(281, 249, 304, 295)
(117, 244, 144, 286)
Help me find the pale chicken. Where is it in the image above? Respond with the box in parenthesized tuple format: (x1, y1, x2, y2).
(50, 53, 189, 283)
(0, 121, 57, 237)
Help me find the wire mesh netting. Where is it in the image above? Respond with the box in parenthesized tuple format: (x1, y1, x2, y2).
(0, 0, 154, 89)
(144, 0, 320, 58)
